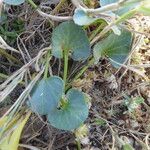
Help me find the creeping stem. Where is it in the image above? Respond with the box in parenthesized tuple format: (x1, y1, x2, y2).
(76, 139, 81, 150)
(44, 50, 51, 79)
(74, 58, 94, 81)
(63, 49, 69, 87)
(66, 57, 94, 90)
(27, 0, 37, 9)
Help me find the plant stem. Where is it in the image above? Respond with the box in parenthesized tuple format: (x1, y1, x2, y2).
(74, 58, 94, 80)
(76, 139, 81, 150)
(51, 0, 66, 15)
(26, 0, 38, 9)
(44, 50, 51, 79)
(66, 57, 94, 90)
(0, 48, 22, 65)
(91, 8, 138, 45)
(63, 50, 69, 87)
(89, 22, 106, 41)
(115, 9, 137, 24)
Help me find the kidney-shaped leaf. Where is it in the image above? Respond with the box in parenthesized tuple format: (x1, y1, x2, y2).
(29, 76, 89, 131)
(52, 21, 91, 61)
(93, 29, 132, 67)
(4, 0, 25, 5)
(100, 0, 140, 16)
(73, 8, 97, 26)
(29, 76, 64, 115)
(48, 89, 89, 130)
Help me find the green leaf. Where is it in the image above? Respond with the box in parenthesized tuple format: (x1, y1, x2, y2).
(3, 0, 25, 5)
(94, 118, 106, 126)
(29, 76, 64, 115)
(93, 29, 132, 67)
(29, 76, 89, 131)
(52, 21, 91, 61)
(73, 8, 97, 26)
(100, 0, 140, 16)
(125, 96, 144, 112)
(73, 9, 121, 35)
(48, 89, 89, 130)
(123, 144, 134, 150)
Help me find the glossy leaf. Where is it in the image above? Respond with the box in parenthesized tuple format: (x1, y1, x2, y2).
(52, 21, 90, 61)
(3, 0, 25, 5)
(100, 0, 140, 16)
(29, 76, 64, 115)
(48, 89, 89, 130)
(29, 76, 89, 131)
(73, 8, 97, 25)
(73, 9, 121, 35)
(93, 29, 132, 66)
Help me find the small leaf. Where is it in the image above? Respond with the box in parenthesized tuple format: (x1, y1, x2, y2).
(48, 89, 89, 130)
(94, 118, 106, 126)
(73, 8, 97, 26)
(29, 76, 64, 115)
(73, 9, 121, 35)
(52, 21, 91, 61)
(125, 97, 144, 112)
(93, 29, 132, 67)
(123, 144, 134, 150)
(3, 0, 25, 5)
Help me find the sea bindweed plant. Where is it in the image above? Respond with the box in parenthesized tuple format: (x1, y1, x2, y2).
(28, 19, 133, 131)
(29, 21, 91, 130)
